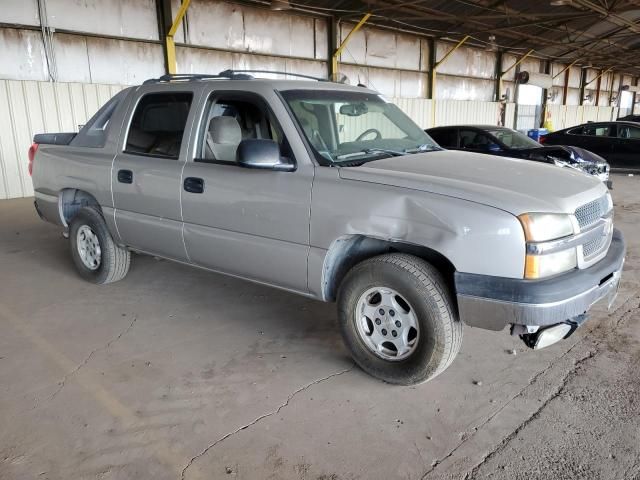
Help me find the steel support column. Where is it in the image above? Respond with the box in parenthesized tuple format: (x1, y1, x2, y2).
(165, 0, 191, 75)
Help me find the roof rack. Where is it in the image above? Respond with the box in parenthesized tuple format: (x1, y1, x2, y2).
(218, 69, 327, 82)
(143, 70, 327, 84)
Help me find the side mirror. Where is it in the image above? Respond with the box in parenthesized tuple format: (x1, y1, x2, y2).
(236, 139, 295, 172)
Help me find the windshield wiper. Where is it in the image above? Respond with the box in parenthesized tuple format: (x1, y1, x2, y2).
(404, 144, 440, 153)
(334, 148, 406, 162)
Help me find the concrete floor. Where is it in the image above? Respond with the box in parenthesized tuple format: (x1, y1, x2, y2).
(1, 175, 639, 480)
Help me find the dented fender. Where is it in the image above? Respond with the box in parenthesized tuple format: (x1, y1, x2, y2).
(307, 167, 526, 300)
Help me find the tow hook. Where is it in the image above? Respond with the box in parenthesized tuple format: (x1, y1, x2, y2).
(514, 314, 589, 350)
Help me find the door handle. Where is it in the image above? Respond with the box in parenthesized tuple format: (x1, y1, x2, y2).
(117, 169, 133, 184)
(184, 177, 204, 194)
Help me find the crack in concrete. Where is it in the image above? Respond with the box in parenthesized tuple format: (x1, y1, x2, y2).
(422, 295, 640, 480)
(463, 349, 595, 480)
(48, 316, 137, 401)
(420, 337, 586, 479)
(179, 365, 355, 480)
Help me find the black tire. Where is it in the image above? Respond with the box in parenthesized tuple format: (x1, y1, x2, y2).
(337, 253, 463, 385)
(69, 206, 130, 284)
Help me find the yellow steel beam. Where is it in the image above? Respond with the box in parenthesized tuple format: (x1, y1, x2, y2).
(502, 48, 534, 77)
(552, 59, 578, 79)
(435, 35, 470, 69)
(332, 13, 372, 81)
(431, 35, 470, 126)
(166, 0, 192, 75)
(584, 67, 613, 88)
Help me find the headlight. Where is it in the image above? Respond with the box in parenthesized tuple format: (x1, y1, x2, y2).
(519, 213, 578, 279)
(518, 213, 576, 242)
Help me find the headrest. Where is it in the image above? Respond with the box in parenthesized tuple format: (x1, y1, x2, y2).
(209, 116, 242, 144)
(141, 102, 189, 132)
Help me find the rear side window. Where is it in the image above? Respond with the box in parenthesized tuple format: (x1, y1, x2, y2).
(71, 89, 127, 148)
(428, 129, 457, 148)
(617, 125, 640, 139)
(125, 92, 193, 159)
(583, 124, 611, 137)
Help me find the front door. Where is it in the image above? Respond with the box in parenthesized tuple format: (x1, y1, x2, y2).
(573, 123, 616, 159)
(180, 90, 313, 293)
(112, 88, 197, 261)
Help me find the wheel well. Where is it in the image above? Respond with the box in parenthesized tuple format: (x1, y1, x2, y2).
(59, 189, 101, 226)
(323, 235, 456, 303)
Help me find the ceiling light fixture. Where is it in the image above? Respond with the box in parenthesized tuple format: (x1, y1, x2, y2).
(270, 0, 291, 10)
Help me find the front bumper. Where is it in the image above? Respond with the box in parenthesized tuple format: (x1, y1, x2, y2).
(455, 229, 626, 331)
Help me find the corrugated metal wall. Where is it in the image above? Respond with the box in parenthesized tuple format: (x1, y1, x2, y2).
(0, 80, 125, 199)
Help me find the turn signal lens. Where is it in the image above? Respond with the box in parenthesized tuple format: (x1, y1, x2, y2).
(524, 249, 577, 279)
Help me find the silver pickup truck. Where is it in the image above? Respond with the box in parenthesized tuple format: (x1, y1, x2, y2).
(30, 71, 626, 385)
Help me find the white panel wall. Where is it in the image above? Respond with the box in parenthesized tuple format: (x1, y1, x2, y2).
(546, 105, 616, 131)
(0, 80, 125, 199)
(45, 0, 159, 40)
(391, 99, 501, 129)
(0, 29, 50, 81)
(2, 0, 40, 25)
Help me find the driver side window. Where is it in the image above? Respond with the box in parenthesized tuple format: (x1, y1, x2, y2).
(459, 130, 492, 150)
(198, 94, 293, 163)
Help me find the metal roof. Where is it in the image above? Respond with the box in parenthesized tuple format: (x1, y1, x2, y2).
(288, 0, 640, 76)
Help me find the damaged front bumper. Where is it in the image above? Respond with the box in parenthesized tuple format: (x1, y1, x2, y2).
(454, 229, 626, 336)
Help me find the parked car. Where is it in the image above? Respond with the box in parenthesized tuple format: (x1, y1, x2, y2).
(540, 121, 640, 171)
(29, 71, 625, 385)
(617, 114, 640, 122)
(426, 125, 611, 186)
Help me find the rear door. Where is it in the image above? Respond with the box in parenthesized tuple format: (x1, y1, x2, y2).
(180, 87, 313, 292)
(112, 85, 200, 261)
(612, 123, 640, 170)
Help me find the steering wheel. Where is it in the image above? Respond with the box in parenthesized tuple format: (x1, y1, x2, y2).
(356, 128, 382, 141)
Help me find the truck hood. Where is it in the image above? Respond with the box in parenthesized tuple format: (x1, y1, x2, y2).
(338, 150, 607, 216)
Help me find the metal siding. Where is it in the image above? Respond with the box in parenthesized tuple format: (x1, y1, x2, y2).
(0, 0, 40, 25)
(44, 0, 159, 40)
(393, 98, 432, 129)
(436, 100, 500, 127)
(0, 80, 125, 200)
(0, 29, 49, 81)
(436, 75, 495, 102)
(435, 43, 497, 79)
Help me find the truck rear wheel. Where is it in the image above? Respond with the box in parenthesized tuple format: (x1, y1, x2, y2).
(69, 207, 130, 284)
(337, 253, 462, 385)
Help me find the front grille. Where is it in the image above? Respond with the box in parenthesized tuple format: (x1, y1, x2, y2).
(582, 236, 607, 259)
(575, 195, 608, 230)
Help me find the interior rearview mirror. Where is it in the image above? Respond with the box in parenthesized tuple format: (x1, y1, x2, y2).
(236, 139, 295, 172)
(339, 102, 368, 117)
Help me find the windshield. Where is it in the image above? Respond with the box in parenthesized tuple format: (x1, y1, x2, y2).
(280, 90, 438, 164)
(486, 128, 540, 149)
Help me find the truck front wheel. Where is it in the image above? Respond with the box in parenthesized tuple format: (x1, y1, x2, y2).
(69, 207, 130, 284)
(337, 253, 462, 385)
